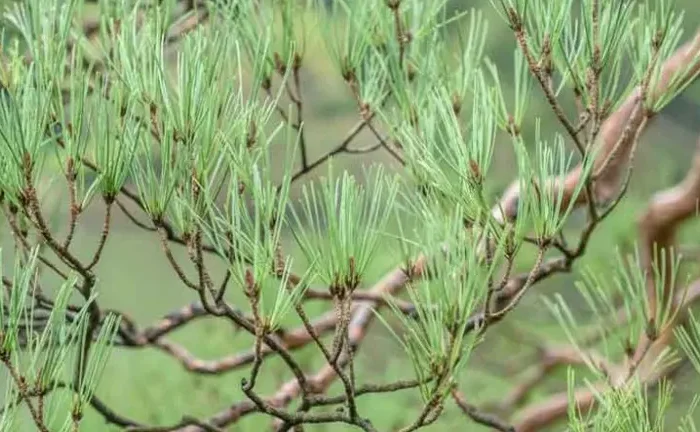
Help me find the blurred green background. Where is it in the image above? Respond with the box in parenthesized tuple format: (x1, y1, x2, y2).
(3, 0, 700, 430)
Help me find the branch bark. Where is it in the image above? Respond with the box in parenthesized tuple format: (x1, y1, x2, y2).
(513, 280, 700, 432)
(495, 29, 700, 223)
(512, 134, 700, 431)
(175, 258, 427, 431)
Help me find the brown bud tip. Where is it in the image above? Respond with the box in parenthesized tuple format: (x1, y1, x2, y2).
(342, 66, 356, 83)
(469, 159, 481, 181)
(452, 93, 462, 115)
(244, 269, 257, 298)
(645, 318, 657, 341)
(385, 0, 400, 10)
(406, 63, 416, 81)
(359, 102, 371, 119)
(273, 52, 285, 73)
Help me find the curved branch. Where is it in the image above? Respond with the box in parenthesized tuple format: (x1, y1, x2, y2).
(512, 280, 700, 432)
(495, 29, 700, 222)
(510, 133, 700, 430)
(174, 258, 427, 431)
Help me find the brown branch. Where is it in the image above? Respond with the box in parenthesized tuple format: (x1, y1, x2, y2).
(288, 113, 379, 184)
(490, 345, 617, 414)
(0, 378, 145, 429)
(513, 383, 602, 432)
(512, 280, 700, 432)
(122, 309, 337, 374)
(129, 376, 426, 431)
(290, 56, 309, 171)
(482, 29, 700, 335)
(2, 204, 69, 280)
(451, 389, 514, 432)
(165, 4, 210, 45)
(308, 378, 426, 407)
(0, 354, 50, 432)
(286, 293, 360, 422)
(117, 302, 211, 345)
(16, 9, 697, 432)
(626, 136, 700, 378)
(113, 300, 325, 374)
(86, 199, 113, 270)
(365, 120, 405, 165)
(283, 259, 425, 401)
(130, 267, 418, 376)
(63, 158, 80, 249)
(170, 106, 700, 428)
(495, 29, 700, 222)
(175, 258, 427, 431)
(156, 225, 199, 291)
(638, 138, 700, 309)
(507, 130, 700, 430)
(304, 288, 414, 312)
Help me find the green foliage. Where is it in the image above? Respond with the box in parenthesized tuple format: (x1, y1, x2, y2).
(0, 0, 700, 431)
(0, 248, 119, 431)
